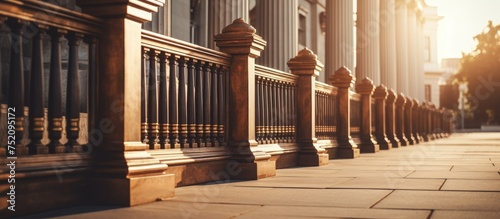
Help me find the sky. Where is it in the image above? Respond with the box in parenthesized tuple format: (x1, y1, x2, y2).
(427, 0, 500, 61)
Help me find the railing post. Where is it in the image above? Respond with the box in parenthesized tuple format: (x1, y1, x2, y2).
(77, 0, 174, 206)
(288, 48, 328, 166)
(428, 103, 436, 140)
(430, 104, 438, 139)
(215, 18, 276, 179)
(385, 89, 401, 148)
(404, 97, 415, 145)
(373, 85, 391, 150)
(330, 67, 360, 158)
(355, 78, 379, 153)
(421, 102, 429, 142)
(438, 108, 445, 138)
(412, 99, 422, 144)
(395, 93, 408, 146)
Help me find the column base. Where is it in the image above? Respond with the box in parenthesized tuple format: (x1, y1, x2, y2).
(92, 174, 175, 206)
(298, 153, 329, 166)
(231, 160, 276, 180)
(359, 142, 380, 153)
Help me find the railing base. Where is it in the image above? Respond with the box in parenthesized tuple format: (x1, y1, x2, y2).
(231, 160, 276, 180)
(359, 142, 380, 153)
(91, 174, 175, 206)
(336, 147, 360, 159)
(298, 153, 329, 166)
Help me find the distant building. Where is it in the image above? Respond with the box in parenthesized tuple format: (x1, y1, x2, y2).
(423, 5, 444, 106)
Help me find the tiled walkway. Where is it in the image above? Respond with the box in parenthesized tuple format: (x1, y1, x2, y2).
(30, 133, 500, 219)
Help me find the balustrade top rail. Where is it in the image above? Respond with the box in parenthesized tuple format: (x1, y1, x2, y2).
(255, 64, 298, 84)
(0, 0, 102, 36)
(141, 30, 232, 66)
(315, 81, 338, 95)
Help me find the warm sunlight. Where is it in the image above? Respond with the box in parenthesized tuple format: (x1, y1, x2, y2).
(429, 0, 500, 61)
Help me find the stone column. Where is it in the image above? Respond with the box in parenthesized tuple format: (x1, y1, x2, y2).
(356, 0, 381, 85)
(77, 0, 175, 206)
(404, 97, 415, 145)
(288, 48, 328, 166)
(215, 18, 275, 179)
(207, 0, 249, 50)
(416, 12, 425, 100)
(395, 0, 409, 94)
(326, 0, 355, 79)
(254, 0, 297, 72)
(379, 0, 398, 89)
(395, 93, 408, 146)
(373, 85, 391, 149)
(355, 78, 379, 153)
(331, 67, 360, 158)
(385, 89, 401, 148)
(407, 1, 418, 97)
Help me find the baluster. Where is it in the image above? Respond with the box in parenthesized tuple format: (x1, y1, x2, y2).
(202, 62, 211, 146)
(158, 52, 169, 148)
(322, 93, 326, 138)
(314, 91, 318, 138)
(210, 64, 218, 146)
(141, 48, 148, 144)
(280, 83, 285, 142)
(276, 82, 282, 143)
(6, 19, 27, 155)
(256, 77, 262, 144)
(187, 59, 195, 148)
(147, 49, 159, 149)
(262, 79, 269, 144)
(195, 61, 203, 147)
(86, 36, 97, 150)
(271, 80, 278, 143)
(48, 27, 66, 153)
(28, 24, 48, 154)
(290, 84, 297, 141)
(169, 54, 179, 148)
(283, 83, 290, 143)
(217, 66, 225, 146)
(178, 58, 187, 148)
(66, 32, 83, 152)
(289, 83, 294, 141)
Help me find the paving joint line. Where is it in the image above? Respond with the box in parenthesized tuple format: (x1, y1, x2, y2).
(438, 179, 447, 190)
(369, 190, 395, 209)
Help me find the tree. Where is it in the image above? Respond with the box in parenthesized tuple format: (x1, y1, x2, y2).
(454, 21, 500, 124)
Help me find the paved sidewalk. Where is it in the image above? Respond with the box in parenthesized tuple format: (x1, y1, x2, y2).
(30, 133, 500, 219)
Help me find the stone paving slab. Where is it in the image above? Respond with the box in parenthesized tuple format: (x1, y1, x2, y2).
(328, 177, 444, 190)
(374, 190, 500, 211)
(431, 210, 500, 219)
(441, 179, 500, 191)
(230, 176, 353, 188)
(172, 187, 393, 209)
(235, 206, 431, 219)
(381, 165, 453, 171)
(406, 170, 500, 179)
